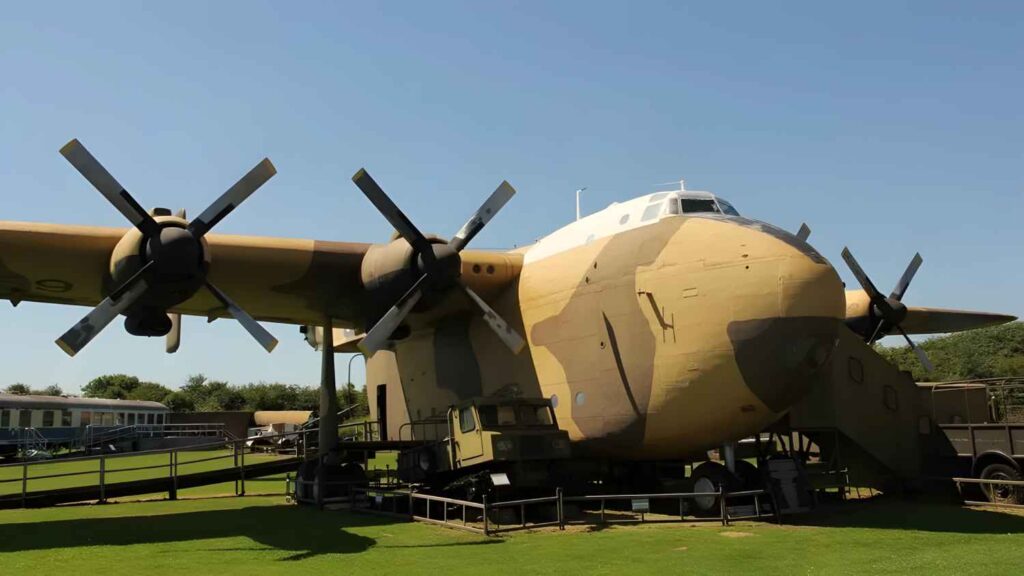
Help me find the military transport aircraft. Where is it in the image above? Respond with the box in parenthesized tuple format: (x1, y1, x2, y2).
(0, 139, 1015, 463)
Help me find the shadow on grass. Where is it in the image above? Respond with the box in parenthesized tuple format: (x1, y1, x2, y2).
(0, 503, 494, 560)
(783, 495, 1024, 534)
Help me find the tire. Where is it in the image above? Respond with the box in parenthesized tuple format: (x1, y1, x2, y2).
(980, 462, 1024, 505)
(690, 461, 738, 515)
(733, 460, 762, 491)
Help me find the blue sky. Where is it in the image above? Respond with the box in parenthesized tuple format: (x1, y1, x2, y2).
(1, 2, 1021, 393)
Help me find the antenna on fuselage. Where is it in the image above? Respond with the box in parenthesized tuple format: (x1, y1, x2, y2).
(575, 187, 587, 221)
(655, 179, 686, 192)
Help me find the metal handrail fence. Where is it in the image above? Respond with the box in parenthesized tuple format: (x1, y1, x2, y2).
(0, 431, 301, 507)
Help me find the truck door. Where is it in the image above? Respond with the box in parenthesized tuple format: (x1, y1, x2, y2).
(456, 406, 484, 464)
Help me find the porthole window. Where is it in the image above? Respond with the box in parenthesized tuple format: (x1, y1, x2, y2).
(848, 357, 864, 385)
(550, 394, 559, 409)
(575, 392, 586, 406)
(884, 386, 898, 411)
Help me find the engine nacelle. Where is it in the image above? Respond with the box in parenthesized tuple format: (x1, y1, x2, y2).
(109, 214, 211, 311)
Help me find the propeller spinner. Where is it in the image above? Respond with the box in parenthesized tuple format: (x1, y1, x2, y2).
(841, 247, 933, 372)
(54, 139, 279, 356)
(352, 169, 525, 357)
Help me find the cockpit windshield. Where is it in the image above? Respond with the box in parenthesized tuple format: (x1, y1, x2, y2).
(680, 199, 719, 214)
(675, 196, 740, 216)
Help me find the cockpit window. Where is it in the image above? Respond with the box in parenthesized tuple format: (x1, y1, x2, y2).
(680, 199, 720, 214)
(716, 198, 740, 216)
(641, 202, 664, 221)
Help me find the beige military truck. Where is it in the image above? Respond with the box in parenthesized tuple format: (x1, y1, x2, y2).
(397, 396, 571, 499)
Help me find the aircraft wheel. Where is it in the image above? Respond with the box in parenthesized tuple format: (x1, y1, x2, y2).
(980, 463, 1023, 505)
(690, 461, 737, 515)
(734, 460, 763, 490)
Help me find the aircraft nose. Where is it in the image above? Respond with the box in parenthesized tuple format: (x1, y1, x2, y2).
(727, 227, 846, 413)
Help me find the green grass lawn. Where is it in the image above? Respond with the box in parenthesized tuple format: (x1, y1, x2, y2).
(1, 494, 1022, 575)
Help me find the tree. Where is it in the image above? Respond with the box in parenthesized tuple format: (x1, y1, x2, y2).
(877, 322, 1024, 381)
(163, 391, 195, 412)
(4, 383, 30, 395)
(127, 381, 173, 403)
(82, 374, 142, 399)
(37, 384, 64, 397)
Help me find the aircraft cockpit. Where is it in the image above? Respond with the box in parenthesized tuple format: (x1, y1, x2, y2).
(642, 190, 741, 222)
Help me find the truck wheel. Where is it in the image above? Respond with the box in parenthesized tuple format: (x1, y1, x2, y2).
(980, 463, 1023, 505)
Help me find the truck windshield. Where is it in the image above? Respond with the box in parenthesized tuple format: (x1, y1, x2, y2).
(477, 404, 554, 428)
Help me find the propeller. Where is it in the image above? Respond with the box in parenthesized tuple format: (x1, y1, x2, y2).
(54, 138, 279, 356)
(796, 223, 811, 242)
(352, 169, 525, 356)
(840, 247, 933, 372)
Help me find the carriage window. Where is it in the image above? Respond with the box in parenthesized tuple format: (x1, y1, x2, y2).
(42, 411, 54, 427)
(61, 410, 72, 426)
(102, 412, 115, 426)
(80, 411, 92, 427)
(147, 413, 155, 425)
(156, 414, 164, 425)
(1, 410, 10, 428)
(680, 199, 720, 214)
(19, 410, 32, 427)
(128, 413, 136, 425)
(117, 412, 125, 425)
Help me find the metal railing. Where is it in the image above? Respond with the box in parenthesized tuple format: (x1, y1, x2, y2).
(352, 485, 779, 536)
(0, 431, 301, 508)
(953, 476, 1024, 510)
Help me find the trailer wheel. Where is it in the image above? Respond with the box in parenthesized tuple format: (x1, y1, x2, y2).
(980, 463, 1023, 505)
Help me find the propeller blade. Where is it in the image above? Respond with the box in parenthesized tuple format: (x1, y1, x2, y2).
(166, 312, 181, 354)
(59, 139, 161, 237)
(359, 275, 427, 356)
(352, 168, 436, 267)
(205, 282, 278, 352)
(449, 181, 517, 252)
(890, 253, 923, 302)
(897, 326, 934, 373)
(841, 247, 895, 318)
(796, 223, 811, 242)
(189, 158, 276, 238)
(460, 282, 526, 354)
(55, 264, 154, 357)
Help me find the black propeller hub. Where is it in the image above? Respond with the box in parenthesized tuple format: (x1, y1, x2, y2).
(874, 297, 908, 326)
(142, 224, 208, 307)
(417, 242, 462, 289)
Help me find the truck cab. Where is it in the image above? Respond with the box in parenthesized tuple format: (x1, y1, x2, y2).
(398, 396, 571, 492)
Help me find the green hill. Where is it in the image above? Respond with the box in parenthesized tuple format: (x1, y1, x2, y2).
(876, 321, 1024, 381)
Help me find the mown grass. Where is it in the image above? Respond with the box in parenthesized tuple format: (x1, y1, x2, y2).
(0, 494, 1022, 575)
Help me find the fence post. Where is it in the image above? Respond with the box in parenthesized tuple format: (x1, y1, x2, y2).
(99, 455, 106, 504)
(557, 487, 564, 530)
(239, 442, 246, 496)
(168, 451, 177, 501)
(233, 442, 239, 496)
(21, 462, 28, 508)
(719, 487, 727, 526)
(482, 495, 489, 535)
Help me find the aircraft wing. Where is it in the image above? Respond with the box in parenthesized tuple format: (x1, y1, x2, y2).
(844, 289, 1016, 336)
(899, 307, 1018, 335)
(0, 221, 521, 330)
